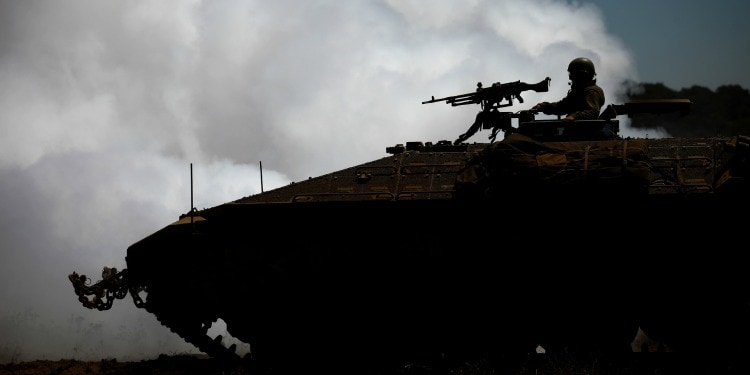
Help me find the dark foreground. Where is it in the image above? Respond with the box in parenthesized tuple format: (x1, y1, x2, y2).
(2, 353, 749, 375)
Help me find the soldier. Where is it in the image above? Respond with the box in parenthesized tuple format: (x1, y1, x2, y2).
(531, 57, 604, 121)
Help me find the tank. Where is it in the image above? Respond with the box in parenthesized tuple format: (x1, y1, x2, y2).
(69, 85, 750, 372)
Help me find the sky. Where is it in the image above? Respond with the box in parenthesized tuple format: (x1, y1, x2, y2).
(1, 0, 748, 363)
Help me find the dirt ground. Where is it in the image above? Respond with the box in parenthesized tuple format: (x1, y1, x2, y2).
(0, 354, 584, 375)
(1, 353, 748, 375)
(0, 355, 252, 375)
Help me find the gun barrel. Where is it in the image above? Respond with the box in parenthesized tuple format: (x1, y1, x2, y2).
(448, 97, 480, 106)
(421, 91, 477, 105)
(598, 99, 692, 120)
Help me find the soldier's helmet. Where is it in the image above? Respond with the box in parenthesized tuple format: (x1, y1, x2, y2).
(567, 57, 596, 81)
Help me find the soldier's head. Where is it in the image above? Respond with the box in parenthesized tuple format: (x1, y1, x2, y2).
(567, 57, 596, 83)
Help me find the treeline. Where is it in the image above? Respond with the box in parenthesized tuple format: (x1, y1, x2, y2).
(623, 82, 750, 137)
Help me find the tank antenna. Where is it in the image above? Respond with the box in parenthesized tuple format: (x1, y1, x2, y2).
(190, 163, 194, 228)
(260, 161, 264, 193)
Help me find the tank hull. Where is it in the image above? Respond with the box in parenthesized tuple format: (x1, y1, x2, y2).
(126, 182, 750, 367)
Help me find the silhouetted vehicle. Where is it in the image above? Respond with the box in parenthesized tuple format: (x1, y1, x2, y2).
(70, 79, 750, 373)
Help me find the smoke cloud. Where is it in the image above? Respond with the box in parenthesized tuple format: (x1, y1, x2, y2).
(0, 0, 642, 362)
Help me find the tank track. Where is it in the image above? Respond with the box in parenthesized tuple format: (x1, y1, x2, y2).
(146, 305, 249, 363)
(69, 269, 250, 363)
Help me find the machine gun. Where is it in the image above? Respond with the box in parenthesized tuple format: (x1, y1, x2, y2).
(422, 77, 550, 144)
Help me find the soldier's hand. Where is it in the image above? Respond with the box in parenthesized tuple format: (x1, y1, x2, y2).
(531, 102, 547, 113)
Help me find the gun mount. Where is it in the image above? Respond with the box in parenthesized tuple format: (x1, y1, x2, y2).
(69, 88, 750, 373)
